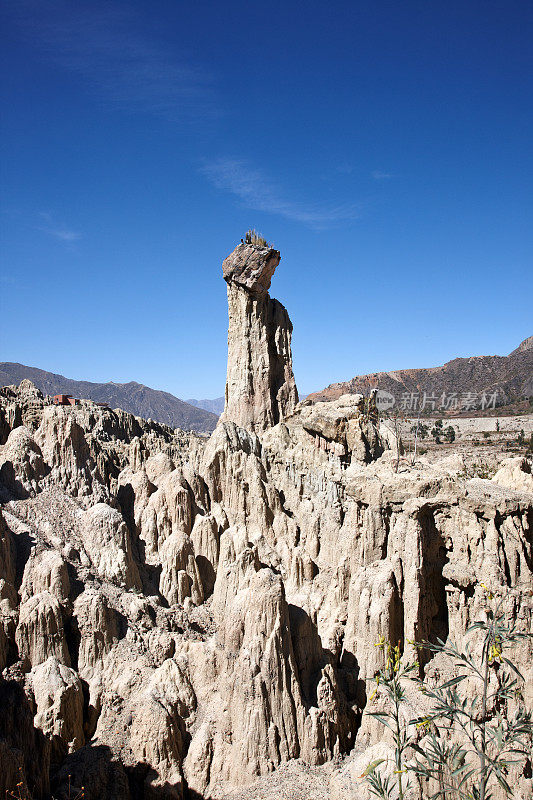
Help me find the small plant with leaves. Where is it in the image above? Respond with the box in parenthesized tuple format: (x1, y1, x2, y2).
(363, 639, 419, 800)
(411, 590, 532, 800)
(364, 589, 532, 800)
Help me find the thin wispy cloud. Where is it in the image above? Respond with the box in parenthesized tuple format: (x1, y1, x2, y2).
(372, 170, 395, 180)
(201, 158, 360, 229)
(48, 228, 82, 242)
(4, 1, 214, 120)
(37, 212, 81, 243)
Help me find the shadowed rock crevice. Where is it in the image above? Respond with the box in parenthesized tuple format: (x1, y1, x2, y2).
(0, 676, 51, 798)
(416, 506, 449, 663)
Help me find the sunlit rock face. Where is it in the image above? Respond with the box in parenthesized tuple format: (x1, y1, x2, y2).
(222, 242, 298, 433)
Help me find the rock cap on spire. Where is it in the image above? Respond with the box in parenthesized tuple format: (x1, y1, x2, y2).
(222, 243, 280, 298)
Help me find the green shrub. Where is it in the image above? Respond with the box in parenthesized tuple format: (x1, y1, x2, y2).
(459, 462, 497, 479)
(411, 423, 429, 440)
(445, 426, 456, 443)
(364, 590, 532, 800)
(431, 420, 444, 444)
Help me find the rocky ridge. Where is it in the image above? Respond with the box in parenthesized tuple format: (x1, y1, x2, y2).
(0, 241, 531, 800)
(307, 335, 533, 410)
(0, 364, 219, 434)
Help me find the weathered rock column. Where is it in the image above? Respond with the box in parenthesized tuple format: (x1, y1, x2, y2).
(221, 242, 298, 433)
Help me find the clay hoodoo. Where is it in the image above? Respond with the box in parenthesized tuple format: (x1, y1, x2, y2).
(221, 241, 298, 432)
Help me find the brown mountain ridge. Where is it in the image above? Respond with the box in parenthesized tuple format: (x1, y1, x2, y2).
(307, 335, 533, 413)
(0, 362, 219, 433)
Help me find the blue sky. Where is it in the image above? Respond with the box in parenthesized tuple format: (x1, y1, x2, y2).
(1, 1, 532, 399)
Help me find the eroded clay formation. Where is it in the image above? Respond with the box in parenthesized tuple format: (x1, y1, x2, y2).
(0, 241, 531, 800)
(222, 242, 298, 432)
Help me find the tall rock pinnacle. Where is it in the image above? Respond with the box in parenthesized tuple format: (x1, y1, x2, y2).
(221, 242, 298, 432)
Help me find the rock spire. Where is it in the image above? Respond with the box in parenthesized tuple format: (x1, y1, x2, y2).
(221, 242, 298, 432)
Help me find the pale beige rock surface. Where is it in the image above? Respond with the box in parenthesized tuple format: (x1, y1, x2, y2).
(492, 455, 533, 493)
(31, 657, 85, 751)
(222, 242, 298, 432)
(0, 241, 531, 799)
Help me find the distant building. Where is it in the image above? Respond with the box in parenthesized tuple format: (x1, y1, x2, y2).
(52, 394, 108, 408)
(53, 394, 79, 406)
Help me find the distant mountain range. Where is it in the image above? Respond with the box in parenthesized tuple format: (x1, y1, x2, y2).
(0, 363, 219, 433)
(307, 336, 533, 414)
(186, 397, 225, 415)
(4, 336, 531, 432)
